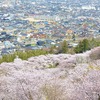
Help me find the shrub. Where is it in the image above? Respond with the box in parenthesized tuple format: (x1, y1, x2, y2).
(89, 47, 100, 60)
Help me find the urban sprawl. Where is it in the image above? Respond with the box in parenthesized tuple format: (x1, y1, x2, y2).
(0, 0, 100, 55)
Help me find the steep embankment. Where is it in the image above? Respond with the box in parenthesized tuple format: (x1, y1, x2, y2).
(0, 47, 100, 100)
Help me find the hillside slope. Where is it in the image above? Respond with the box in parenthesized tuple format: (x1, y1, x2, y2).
(0, 47, 100, 100)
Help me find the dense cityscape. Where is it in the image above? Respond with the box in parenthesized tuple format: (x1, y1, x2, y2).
(0, 0, 100, 55)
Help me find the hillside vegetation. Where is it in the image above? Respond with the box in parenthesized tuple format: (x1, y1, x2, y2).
(0, 47, 100, 100)
(0, 38, 100, 64)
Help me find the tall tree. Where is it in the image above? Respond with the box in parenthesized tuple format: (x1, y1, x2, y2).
(74, 39, 90, 53)
(61, 40, 68, 53)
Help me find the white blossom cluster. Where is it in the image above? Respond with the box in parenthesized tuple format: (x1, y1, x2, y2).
(0, 47, 100, 100)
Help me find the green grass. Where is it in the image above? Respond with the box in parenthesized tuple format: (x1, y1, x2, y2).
(0, 49, 49, 64)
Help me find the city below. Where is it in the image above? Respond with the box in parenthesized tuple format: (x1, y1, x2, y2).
(0, 0, 100, 55)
